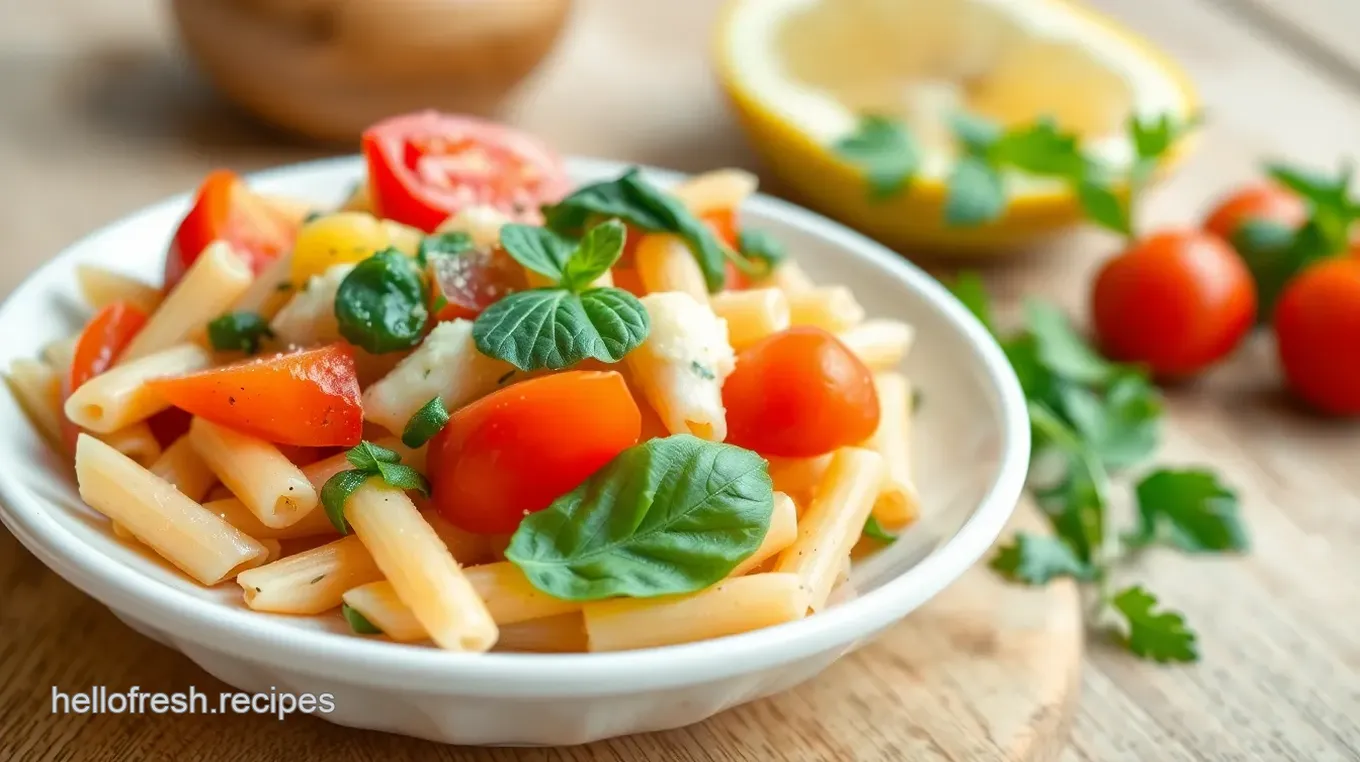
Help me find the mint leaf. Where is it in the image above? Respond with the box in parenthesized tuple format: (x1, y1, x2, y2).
(1111, 586, 1199, 663)
(416, 231, 474, 269)
(499, 224, 576, 282)
(950, 271, 995, 335)
(472, 287, 649, 370)
(736, 228, 787, 276)
(949, 112, 1003, 157)
(834, 115, 920, 199)
(346, 441, 401, 471)
(945, 156, 1006, 227)
(373, 462, 430, 498)
(1130, 113, 1196, 164)
(993, 118, 1086, 178)
(334, 249, 429, 354)
(320, 469, 370, 535)
(207, 312, 274, 354)
(507, 434, 774, 600)
(401, 396, 450, 449)
(578, 288, 651, 360)
(863, 515, 897, 543)
(1128, 469, 1248, 553)
(1076, 177, 1132, 237)
(1024, 301, 1115, 384)
(991, 533, 1095, 584)
(560, 219, 626, 291)
(341, 602, 383, 635)
(1060, 373, 1162, 470)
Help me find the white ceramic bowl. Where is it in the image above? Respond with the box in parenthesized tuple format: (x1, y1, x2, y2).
(0, 157, 1028, 746)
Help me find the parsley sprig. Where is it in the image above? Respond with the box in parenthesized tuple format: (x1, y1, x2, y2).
(958, 275, 1248, 663)
(321, 441, 431, 534)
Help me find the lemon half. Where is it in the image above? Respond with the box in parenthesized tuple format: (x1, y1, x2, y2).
(715, 0, 1199, 253)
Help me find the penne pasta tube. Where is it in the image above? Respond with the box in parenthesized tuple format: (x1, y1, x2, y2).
(751, 261, 815, 295)
(423, 511, 491, 565)
(5, 359, 65, 450)
(346, 482, 498, 652)
(671, 168, 758, 216)
(63, 344, 213, 433)
(729, 492, 799, 577)
(189, 417, 318, 529)
(635, 234, 708, 300)
(837, 319, 916, 370)
(75, 435, 267, 585)
(773, 447, 885, 611)
(583, 573, 808, 652)
(299, 436, 425, 488)
(625, 292, 736, 441)
(120, 242, 253, 362)
(464, 562, 582, 625)
(97, 422, 162, 469)
(231, 251, 295, 321)
(237, 535, 383, 614)
(149, 435, 217, 502)
(766, 454, 833, 508)
(788, 286, 866, 333)
(342, 581, 427, 642)
(75, 265, 162, 313)
(866, 372, 919, 531)
(206, 497, 336, 540)
(42, 336, 78, 372)
(494, 613, 588, 653)
(709, 288, 791, 350)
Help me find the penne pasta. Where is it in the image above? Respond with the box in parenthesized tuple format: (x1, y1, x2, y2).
(625, 292, 736, 441)
(423, 511, 492, 566)
(635, 234, 708, 300)
(751, 261, 815, 295)
(237, 535, 383, 614)
(42, 336, 78, 373)
(766, 453, 833, 508)
(189, 417, 318, 529)
(788, 286, 866, 333)
(773, 447, 885, 612)
(342, 581, 428, 642)
(464, 562, 582, 625)
(5, 359, 65, 450)
(120, 242, 253, 362)
(583, 573, 808, 652)
(709, 288, 791, 350)
(865, 372, 920, 531)
(494, 613, 588, 653)
(671, 168, 758, 216)
(206, 497, 336, 540)
(75, 265, 163, 314)
(730, 492, 799, 577)
(64, 344, 213, 433)
(837, 319, 916, 370)
(75, 435, 267, 585)
(97, 422, 162, 469)
(231, 251, 296, 321)
(346, 482, 498, 652)
(149, 435, 217, 502)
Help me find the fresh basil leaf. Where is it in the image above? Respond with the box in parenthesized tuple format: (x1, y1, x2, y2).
(993, 118, 1086, 178)
(320, 469, 370, 535)
(862, 515, 897, 543)
(1024, 301, 1115, 384)
(1060, 373, 1162, 470)
(402, 396, 450, 449)
(373, 462, 431, 498)
(506, 434, 775, 600)
(334, 248, 429, 354)
(945, 156, 1006, 227)
(206, 312, 274, 354)
(834, 115, 920, 199)
(736, 228, 787, 276)
(472, 287, 649, 371)
(1110, 586, 1198, 663)
(1075, 177, 1132, 237)
(560, 219, 626, 291)
(949, 112, 1003, 157)
(950, 271, 995, 335)
(416, 231, 474, 269)
(990, 532, 1095, 584)
(346, 441, 402, 471)
(341, 602, 383, 635)
(619, 171, 730, 293)
(1128, 469, 1248, 553)
(499, 224, 576, 282)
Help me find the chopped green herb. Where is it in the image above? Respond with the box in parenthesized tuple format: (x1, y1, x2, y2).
(690, 361, 715, 380)
(990, 533, 1095, 584)
(341, 603, 383, 635)
(1111, 586, 1198, 663)
(309, 574, 326, 585)
(834, 115, 920, 200)
(207, 312, 274, 354)
(862, 516, 896, 543)
(402, 396, 450, 449)
(334, 249, 429, 354)
(320, 440, 432, 534)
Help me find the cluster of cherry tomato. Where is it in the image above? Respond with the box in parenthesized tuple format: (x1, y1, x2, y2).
(1090, 178, 1360, 415)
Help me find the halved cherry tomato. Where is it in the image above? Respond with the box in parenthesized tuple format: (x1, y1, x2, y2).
(166, 170, 299, 290)
(1274, 257, 1360, 415)
(147, 343, 362, 447)
(723, 327, 880, 457)
(429, 246, 527, 322)
(427, 371, 641, 534)
(62, 302, 149, 449)
(1091, 230, 1257, 377)
(362, 112, 570, 233)
(1204, 183, 1308, 244)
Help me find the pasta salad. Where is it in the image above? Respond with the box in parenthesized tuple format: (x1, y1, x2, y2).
(6, 111, 921, 653)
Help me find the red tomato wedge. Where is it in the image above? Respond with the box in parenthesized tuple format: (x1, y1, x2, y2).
(147, 344, 363, 447)
(427, 371, 641, 534)
(429, 246, 527, 322)
(62, 302, 149, 449)
(362, 111, 570, 233)
(166, 170, 299, 290)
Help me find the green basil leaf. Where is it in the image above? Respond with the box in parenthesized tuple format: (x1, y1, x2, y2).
(373, 462, 431, 498)
(472, 286, 649, 371)
(862, 515, 897, 543)
(1128, 468, 1248, 553)
(499, 224, 576, 282)
(1024, 301, 1115, 385)
(834, 114, 920, 199)
(206, 312, 274, 355)
(402, 396, 450, 449)
(560, 219, 627, 291)
(736, 228, 787, 276)
(506, 434, 775, 600)
(618, 171, 730, 293)
(949, 112, 1003, 157)
(990, 532, 1095, 584)
(1075, 177, 1132, 237)
(1110, 585, 1199, 663)
(416, 231, 474, 269)
(320, 469, 371, 535)
(335, 248, 429, 354)
(345, 441, 402, 471)
(945, 156, 1006, 227)
(950, 271, 995, 335)
(341, 602, 383, 635)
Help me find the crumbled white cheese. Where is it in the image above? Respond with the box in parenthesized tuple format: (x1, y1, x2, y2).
(269, 264, 354, 348)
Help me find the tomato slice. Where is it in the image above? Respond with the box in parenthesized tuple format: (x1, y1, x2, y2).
(427, 371, 641, 534)
(62, 302, 149, 449)
(362, 111, 570, 233)
(429, 246, 527, 322)
(165, 170, 299, 290)
(147, 343, 363, 447)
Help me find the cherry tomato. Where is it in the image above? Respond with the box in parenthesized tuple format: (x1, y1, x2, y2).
(1204, 183, 1308, 244)
(362, 111, 570, 233)
(166, 170, 298, 290)
(723, 327, 880, 457)
(1274, 257, 1360, 415)
(148, 343, 362, 447)
(1091, 230, 1257, 377)
(428, 371, 641, 534)
(63, 302, 149, 448)
(429, 246, 527, 322)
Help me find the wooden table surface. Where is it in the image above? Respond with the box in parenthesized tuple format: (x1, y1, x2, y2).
(2, 1, 1359, 760)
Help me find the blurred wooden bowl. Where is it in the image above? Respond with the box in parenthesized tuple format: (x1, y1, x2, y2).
(171, 0, 573, 143)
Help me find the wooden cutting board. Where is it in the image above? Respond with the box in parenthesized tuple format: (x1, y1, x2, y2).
(0, 501, 1082, 761)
